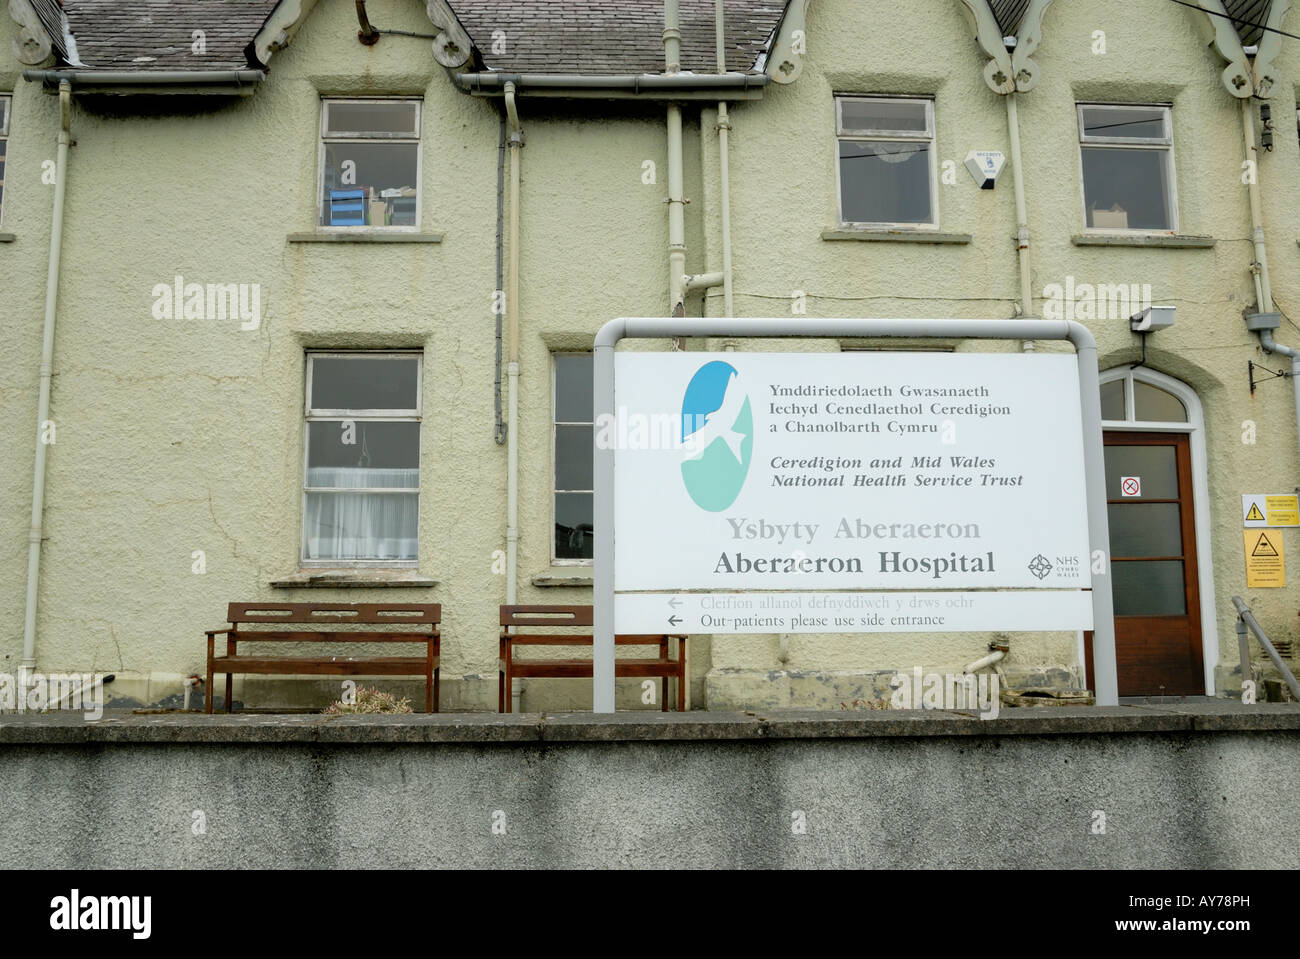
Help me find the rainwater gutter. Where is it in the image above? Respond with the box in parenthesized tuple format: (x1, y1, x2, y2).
(24, 69, 265, 95)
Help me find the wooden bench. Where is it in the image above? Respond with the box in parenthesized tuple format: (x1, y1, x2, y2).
(205, 602, 441, 713)
(499, 605, 686, 712)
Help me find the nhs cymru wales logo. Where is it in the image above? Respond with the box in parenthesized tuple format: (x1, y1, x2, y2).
(680, 361, 754, 511)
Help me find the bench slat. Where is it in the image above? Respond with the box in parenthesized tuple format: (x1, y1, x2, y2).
(228, 602, 441, 625)
(225, 631, 437, 643)
(210, 656, 435, 676)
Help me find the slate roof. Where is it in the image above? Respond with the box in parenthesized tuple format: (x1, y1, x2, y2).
(58, 0, 279, 71)
(48, 0, 786, 75)
(1224, 0, 1271, 47)
(450, 0, 788, 74)
(987, 0, 1030, 38)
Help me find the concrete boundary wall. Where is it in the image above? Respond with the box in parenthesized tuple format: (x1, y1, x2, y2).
(1, 705, 1297, 869)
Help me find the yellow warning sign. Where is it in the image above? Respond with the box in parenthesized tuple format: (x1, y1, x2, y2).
(1244, 530, 1286, 588)
(1265, 495, 1300, 527)
(1243, 493, 1300, 527)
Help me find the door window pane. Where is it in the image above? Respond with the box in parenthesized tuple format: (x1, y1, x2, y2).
(1112, 560, 1186, 615)
(1133, 380, 1187, 422)
(1100, 379, 1126, 420)
(1107, 503, 1182, 557)
(554, 353, 595, 562)
(1105, 445, 1178, 499)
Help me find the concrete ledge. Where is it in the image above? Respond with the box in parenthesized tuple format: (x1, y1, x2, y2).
(1, 703, 1296, 745)
(0, 232, 15, 242)
(287, 232, 445, 243)
(1070, 232, 1216, 248)
(269, 569, 438, 588)
(822, 229, 972, 244)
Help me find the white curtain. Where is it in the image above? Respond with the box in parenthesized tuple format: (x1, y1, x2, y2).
(304, 468, 418, 560)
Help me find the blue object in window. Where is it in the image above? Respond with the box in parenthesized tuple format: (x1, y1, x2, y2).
(329, 188, 366, 226)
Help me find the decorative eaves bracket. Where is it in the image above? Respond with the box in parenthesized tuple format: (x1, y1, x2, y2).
(767, 0, 812, 84)
(1192, 0, 1292, 98)
(957, 0, 1056, 95)
(9, 0, 54, 66)
(427, 0, 473, 69)
(249, 0, 319, 67)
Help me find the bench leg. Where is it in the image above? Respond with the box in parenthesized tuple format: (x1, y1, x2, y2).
(225, 674, 233, 713)
(205, 640, 214, 715)
(662, 677, 668, 712)
(498, 669, 504, 713)
(433, 666, 440, 714)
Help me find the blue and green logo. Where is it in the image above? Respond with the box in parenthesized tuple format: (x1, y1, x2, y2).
(680, 361, 754, 511)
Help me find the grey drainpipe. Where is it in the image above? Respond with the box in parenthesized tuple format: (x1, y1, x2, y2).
(494, 106, 507, 445)
(21, 80, 72, 675)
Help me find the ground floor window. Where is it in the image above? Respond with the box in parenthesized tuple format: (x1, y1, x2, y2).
(302, 351, 422, 564)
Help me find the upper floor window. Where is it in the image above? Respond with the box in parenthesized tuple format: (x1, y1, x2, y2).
(303, 352, 422, 565)
(1078, 104, 1175, 232)
(0, 95, 10, 227)
(553, 353, 594, 563)
(835, 95, 937, 228)
(319, 98, 421, 229)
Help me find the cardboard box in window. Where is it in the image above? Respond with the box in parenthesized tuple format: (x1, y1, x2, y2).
(368, 199, 389, 227)
(1091, 204, 1128, 229)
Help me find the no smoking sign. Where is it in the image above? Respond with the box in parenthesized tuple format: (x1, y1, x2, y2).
(1120, 476, 1141, 498)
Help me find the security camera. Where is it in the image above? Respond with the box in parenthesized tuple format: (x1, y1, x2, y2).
(1130, 306, 1175, 332)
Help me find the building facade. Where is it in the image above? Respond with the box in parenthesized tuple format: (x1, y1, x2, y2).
(1, 0, 1297, 711)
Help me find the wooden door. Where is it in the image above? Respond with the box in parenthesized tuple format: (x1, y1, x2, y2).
(1091, 431, 1204, 696)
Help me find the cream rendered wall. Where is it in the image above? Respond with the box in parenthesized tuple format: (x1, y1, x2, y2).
(0, 0, 1296, 710)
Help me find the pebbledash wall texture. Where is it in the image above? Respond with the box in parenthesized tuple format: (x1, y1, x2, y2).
(0, 0, 1297, 712)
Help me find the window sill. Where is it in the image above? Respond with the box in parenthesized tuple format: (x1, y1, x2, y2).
(0, 233, 15, 243)
(1071, 233, 1215, 248)
(822, 228, 971, 244)
(270, 569, 438, 588)
(531, 569, 594, 587)
(287, 232, 444, 244)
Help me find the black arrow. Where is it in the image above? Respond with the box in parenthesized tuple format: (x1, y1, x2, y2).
(667, 615, 682, 627)
(667, 597, 683, 609)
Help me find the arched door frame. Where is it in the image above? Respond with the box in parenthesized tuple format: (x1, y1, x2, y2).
(1098, 366, 1218, 695)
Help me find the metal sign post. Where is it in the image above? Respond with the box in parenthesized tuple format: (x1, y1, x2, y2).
(593, 317, 1119, 712)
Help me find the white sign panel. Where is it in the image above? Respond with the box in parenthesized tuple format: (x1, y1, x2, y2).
(611, 352, 1091, 597)
(616, 591, 1094, 635)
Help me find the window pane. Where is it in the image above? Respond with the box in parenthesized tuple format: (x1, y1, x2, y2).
(310, 355, 419, 411)
(555, 354, 593, 423)
(1081, 105, 1165, 140)
(840, 98, 927, 134)
(324, 100, 419, 136)
(303, 491, 418, 561)
(0, 95, 8, 135)
(0, 139, 6, 216)
(840, 140, 933, 224)
(555, 492, 594, 559)
(555, 424, 593, 491)
(307, 421, 419, 488)
(1104, 445, 1178, 499)
(1082, 146, 1172, 230)
(1134, 380, 1187, 422)
(1107, 503, 1183, 558)
(321, 142, 418, 226)
(1111, 560, 1186, 616)
(1100, 379, 1126, 420)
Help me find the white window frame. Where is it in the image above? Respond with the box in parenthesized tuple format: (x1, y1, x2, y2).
(301, 350, 423, 568)
(317, 97, 423, 233)
(834, 94, 939, 230)
(552, 352, 594, 566)
(1077, 102, 1178, 234)
(0, 94, 11, 230)
(1098, 366, 1217, 695)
